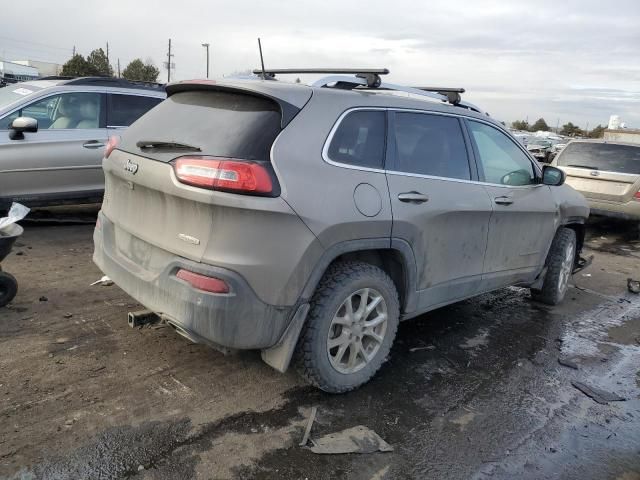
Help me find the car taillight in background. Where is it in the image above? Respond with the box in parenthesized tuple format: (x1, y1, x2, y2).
(105, 135, 120, 159)
(172, 156, 273, 195)
(634, 191, 640, 201)
(176, 269, 230, 294)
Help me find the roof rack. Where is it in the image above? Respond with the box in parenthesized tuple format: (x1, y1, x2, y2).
(312, 74, 485, 114)
(59, 77, 165, 91)
(251, 68, 485, 114)
(252, 68, 389, 87)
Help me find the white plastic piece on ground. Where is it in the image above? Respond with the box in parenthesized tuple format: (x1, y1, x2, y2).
(90, 276, 114, 286)
(309, 426, 393, 454)
(0, 203, 30, 231)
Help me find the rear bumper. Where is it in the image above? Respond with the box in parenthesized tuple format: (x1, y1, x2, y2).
(586, 199, 640, 220)
(93, 212, 294, 350)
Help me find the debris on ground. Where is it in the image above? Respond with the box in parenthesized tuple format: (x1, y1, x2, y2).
(627, 278, 640, 294)
(310, 426, 393, 454)
(558, 357, 579, 370)
(0, 203, 30, 230)
(90, 276, 113, 287)
(409, 345, 436, 352)
(571, 381, 626, 405)
(299, 406, 317, 447)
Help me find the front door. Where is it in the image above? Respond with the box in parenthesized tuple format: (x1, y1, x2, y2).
(386, 111, 493, 311)
(465, 120, 558, 290)
(0, 91, 107, 205)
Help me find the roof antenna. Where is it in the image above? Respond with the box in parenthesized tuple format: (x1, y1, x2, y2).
(258, 38, 266, 80)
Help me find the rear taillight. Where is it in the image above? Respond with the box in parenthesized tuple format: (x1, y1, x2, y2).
(172, 156, 273, 194)
(105, 135, 120, 158)
(634, 191, 640, 201)
(176, 269, 230, 294)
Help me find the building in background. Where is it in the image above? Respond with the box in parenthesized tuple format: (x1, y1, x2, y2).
(605, 115, 640, 145)
(0, 60, 39, 84)
(12, 60, 63, 77)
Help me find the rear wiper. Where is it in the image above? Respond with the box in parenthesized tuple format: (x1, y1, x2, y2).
(566, 164, 597, 170)
(136, 140, 201, 152)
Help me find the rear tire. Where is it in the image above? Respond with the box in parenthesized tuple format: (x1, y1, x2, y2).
(0, 271, 18, 307)
(295, 261, 400, 393)
(531, 228, 576, 305)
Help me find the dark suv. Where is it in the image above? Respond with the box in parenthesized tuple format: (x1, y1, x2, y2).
(93, 70, 589, 392)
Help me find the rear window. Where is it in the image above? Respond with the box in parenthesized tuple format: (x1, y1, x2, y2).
(119, 90, 282, 162)
(557, 142, 640, 174)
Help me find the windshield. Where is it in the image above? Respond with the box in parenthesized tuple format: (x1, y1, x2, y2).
(0, 83, 41, 110)
(557, 142, 640, 174)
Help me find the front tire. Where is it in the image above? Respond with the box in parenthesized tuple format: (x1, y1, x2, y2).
(531, 228, 576, 305)
(295, 261, 400, 393)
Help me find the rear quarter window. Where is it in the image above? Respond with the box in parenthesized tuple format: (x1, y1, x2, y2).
(327, 110, 386, 169)
(107, 94, 162, 127)
(119, 90, 282, 162)
(557, 142, 640, 174)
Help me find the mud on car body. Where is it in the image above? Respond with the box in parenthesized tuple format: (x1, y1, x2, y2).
(93, 70, 589, 392)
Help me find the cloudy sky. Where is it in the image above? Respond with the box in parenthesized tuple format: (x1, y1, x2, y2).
(2, 0, 639, 128)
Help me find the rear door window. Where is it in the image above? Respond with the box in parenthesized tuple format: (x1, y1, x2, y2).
(327, 110, 386, 169)
(392, 112, 471, 180)
(107, 94, 163, 127)
(119, 90, 282, 162)
(556, 142, 640, 174)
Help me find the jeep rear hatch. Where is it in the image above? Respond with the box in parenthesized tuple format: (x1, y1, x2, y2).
(100, 81, 313, 266)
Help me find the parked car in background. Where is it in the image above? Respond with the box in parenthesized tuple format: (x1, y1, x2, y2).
(553, 139, 640, 219)
(0, 77, 165, 211)
(94, 70, 589, 392)
(527, 139, 553, 162)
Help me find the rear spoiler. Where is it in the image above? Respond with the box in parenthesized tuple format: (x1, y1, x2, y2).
(166, 80, 307, 129)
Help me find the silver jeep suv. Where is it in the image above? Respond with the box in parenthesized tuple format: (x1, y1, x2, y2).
(93, 69, 589, 392)
(0, 77, 165, 210)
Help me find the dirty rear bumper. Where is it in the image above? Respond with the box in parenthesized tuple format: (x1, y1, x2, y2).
(93, 212, 293, 350)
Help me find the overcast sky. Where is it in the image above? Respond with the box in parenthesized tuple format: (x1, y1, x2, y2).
(2, 0, 639, 128)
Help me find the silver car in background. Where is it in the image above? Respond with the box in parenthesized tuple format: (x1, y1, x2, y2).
(0, 77, 165, 210)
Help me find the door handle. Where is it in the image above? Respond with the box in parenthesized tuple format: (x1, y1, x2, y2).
(83, 141, 106, 149)
(398, 192, 429, 203)
(494, 195, 514, 205)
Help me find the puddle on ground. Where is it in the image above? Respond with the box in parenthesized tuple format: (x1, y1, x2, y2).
(608, 317, 640, 345)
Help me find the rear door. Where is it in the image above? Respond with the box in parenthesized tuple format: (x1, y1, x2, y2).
(0, 91, 107, 203)
(554, 142, 640, 203)
(465, 120, 557, 290)
(386, 111, 493, 309)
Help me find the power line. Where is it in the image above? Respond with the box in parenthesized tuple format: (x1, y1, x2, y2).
(0, 35, 73, 52)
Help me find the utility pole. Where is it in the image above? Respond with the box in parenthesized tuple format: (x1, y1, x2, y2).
(166, 38, 174, 83)
(106, 42, 109, 65)
(201, 43, 210, 78)
(556, 118, 560, 133)
(117, 58, 121, 78)
(72, 45, 76, 56)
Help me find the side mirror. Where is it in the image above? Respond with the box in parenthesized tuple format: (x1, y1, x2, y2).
(542, 165, 565, 186)
(9, 117, 38, 140)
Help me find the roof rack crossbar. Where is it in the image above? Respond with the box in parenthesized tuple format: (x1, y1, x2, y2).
(251, 68, 389, 76)
(311, 75, 485, 114)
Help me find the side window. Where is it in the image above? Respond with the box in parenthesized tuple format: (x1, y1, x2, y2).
(13, 92, 102, 130)
(467, 121, 536, 186)
(0, 111, 19, 130)
(327, 110, 386, 169)
(393, 112, 471, 180)
(107, 94, 162, 127)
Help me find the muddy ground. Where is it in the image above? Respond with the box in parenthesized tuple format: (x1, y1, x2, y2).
(0, 209, 639, 480)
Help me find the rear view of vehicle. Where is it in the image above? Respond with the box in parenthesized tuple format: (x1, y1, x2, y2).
(553, 140, 640, 219)
(93, 81, 323, 363)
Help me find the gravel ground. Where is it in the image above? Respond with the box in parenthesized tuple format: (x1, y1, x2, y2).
(0, 210, 639, 480)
